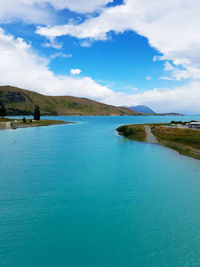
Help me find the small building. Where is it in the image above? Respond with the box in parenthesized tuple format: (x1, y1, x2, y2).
(187, 122, 200, 129)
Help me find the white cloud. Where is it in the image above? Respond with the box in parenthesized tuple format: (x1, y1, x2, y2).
(153, 55, 158, 62)
(45, 0, 113, 13)
(145, 76, 152, 81)
(80, 41, 92, 48)
(164, 62, 174, 71)
(159, 76, 173, 81)
(0, 0, 55, 25)
(42, 39, 63, 49)
(162, 61, 200, 81)
(50, 52, 72, 59)
(102, 82, 200, 115)
(70, 68, 81, 75)
(0, 28, 113, 100)
(1, 27, 200, 114)
(126, 82, 200, 115)
(36, 0, 200, 81)
(0, 0, 113, 25)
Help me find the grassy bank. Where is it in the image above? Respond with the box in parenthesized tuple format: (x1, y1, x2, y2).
(116, 123, 200, 160)
(117, 124, 147, 142)
(0, 117, 72, 129)
(152, 126, 200, 159)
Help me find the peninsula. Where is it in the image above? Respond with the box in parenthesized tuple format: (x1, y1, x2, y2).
(0, 117, 72, 130)
(117, 122, 200, 160)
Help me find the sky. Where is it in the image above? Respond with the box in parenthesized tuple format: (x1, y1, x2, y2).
(0, 0, 200, 114)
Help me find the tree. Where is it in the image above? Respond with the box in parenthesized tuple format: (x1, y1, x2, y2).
(0, 103, 7, 117)
(33, 105, 40, 120)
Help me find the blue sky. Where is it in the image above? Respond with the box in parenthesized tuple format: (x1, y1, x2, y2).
(2, 20, 184, 92)
(0, 0, 199, 113)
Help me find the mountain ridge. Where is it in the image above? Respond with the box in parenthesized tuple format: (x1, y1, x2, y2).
(0, 85, 140, 116)
(128, 105, 155, 114)
(128, 105, 183, 116)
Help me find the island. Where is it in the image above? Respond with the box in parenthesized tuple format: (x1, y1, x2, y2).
(0, 117, 72, 130)
(117, 122, 200, 160)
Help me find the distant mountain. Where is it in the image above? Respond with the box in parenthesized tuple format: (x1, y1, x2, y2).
(129, 105, 155, 114)
(128, 105, 183, 116)
(0, 86, 140, 116)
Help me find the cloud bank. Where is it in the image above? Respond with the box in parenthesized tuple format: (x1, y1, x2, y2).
(1, 1, 200, 113)
(0, 28, 113, 100)
(37, 0, 200, 82)
(0, 0, 113, 24)
(1, 28, 200, 114)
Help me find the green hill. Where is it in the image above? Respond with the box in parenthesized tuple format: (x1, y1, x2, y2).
(0, 86, 140, 116)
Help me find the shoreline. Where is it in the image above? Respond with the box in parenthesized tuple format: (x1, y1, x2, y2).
(5, 114, 184, 117)
(117, 123, 200, 160)
(0, 118, 74, 130)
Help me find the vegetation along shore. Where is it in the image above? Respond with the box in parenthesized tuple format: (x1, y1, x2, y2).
(117, 121, 200, 160)
(0, 103, 73, 130)
(0, 117, 72, 130)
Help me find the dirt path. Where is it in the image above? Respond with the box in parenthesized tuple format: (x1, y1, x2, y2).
(5, 122, 11, 129)
(145, 125, 158, 144)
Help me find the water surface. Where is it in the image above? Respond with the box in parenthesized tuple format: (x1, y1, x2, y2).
(1, 116, 200, 267)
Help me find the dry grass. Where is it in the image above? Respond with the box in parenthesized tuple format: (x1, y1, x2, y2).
(152, 126, 200, 150)
(152, 126, 200, 159)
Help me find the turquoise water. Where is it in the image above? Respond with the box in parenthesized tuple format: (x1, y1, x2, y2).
(1, 115, 200, 267)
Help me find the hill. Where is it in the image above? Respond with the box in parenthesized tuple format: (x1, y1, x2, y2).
(0, 86, 140, 116)
(129, 105, 183, 116)
(129, 105, 155, 114)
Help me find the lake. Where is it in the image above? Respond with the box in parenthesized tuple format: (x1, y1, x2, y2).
(1, 115, 200, 267)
